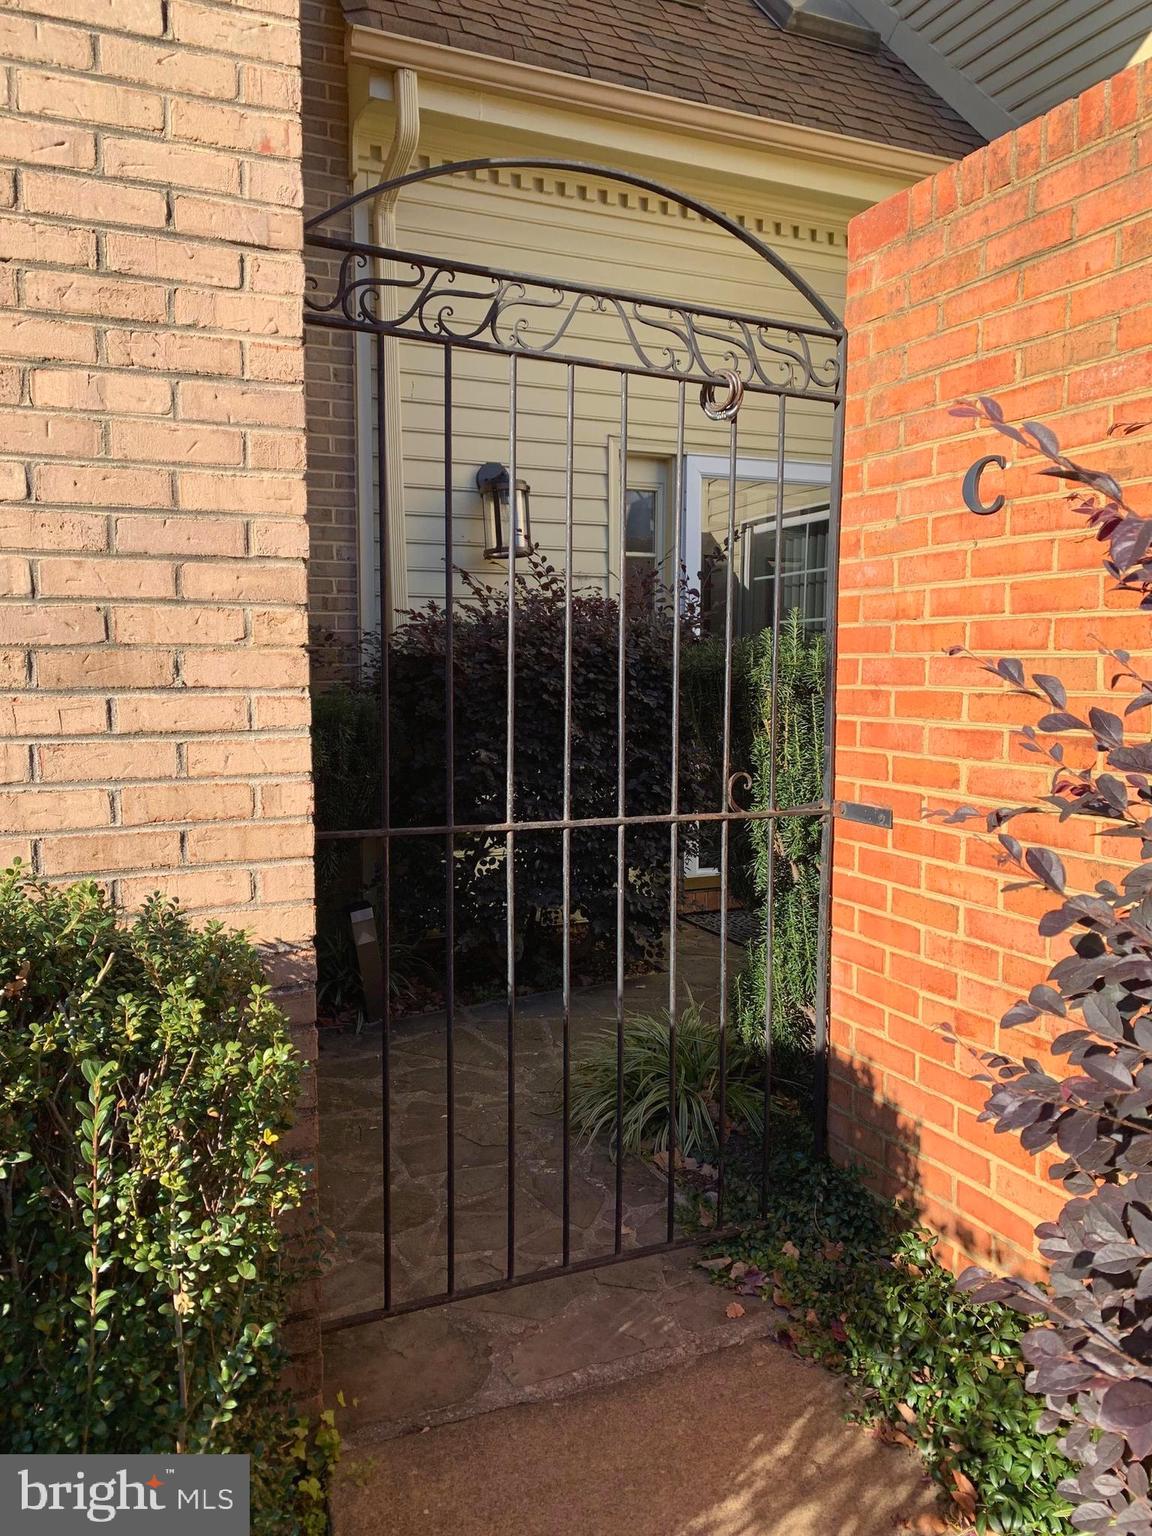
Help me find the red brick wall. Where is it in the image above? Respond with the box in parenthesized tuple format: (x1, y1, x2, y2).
(832, 63, 1152, 1276)
(0, 0, 318, 1383)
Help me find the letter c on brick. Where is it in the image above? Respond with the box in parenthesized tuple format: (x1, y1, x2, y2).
(962, 454, 1007, 516)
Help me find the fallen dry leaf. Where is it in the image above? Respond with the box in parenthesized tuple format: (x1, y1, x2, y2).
(900, 1513, 953, 1534)
(781, 1240, 801, 1260)
(725, 1301, 745, 1319)
(3, 961, 29, 999)
(950, 1468, 978, 1520)
(896, 1402, 917, 1425)
(729, 1260, 748, 1280)
(873, 1422, 917, 1451)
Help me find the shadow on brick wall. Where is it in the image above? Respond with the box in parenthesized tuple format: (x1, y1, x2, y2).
(828, 1053, 983, 1270)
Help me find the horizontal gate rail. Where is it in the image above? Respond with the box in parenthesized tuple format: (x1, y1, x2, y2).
(314, 801, 834, 841)
(322, 1229, 750, 1335)
(303, 312, 840, 404)
(306, 232, 843, 347)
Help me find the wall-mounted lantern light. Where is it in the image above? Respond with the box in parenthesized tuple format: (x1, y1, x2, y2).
(477, 461, 532, 561)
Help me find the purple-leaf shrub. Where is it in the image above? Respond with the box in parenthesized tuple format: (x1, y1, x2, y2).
(942, 399, 1152, 1536)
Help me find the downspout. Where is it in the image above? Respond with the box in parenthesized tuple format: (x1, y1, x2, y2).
(351, 68, 421, 634)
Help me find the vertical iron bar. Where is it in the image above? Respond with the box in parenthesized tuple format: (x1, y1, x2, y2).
(375, 331, 393, 1312)
(561, 364, 575, 1267)
(812, 344, 846, 1158)
(716, 413, 738, 1227)
(505, 354, 518, 1279)
(614, 372, 628, 1253)
(443, 346, 456, 1294)
(761, 396, 788, 1214)
(666, 379, 686, 1241)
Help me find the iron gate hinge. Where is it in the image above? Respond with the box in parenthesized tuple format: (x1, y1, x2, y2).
(834, 799, 893, 829)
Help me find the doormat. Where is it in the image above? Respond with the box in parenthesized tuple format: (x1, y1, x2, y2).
(680, 909, 761, 946)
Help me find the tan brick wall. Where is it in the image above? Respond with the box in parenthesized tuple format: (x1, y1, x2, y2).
(0, 0, 318, 1386)
(832, 63, 1152, 1277)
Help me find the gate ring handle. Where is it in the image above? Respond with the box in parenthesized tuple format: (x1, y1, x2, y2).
(700, 369, 745, 422)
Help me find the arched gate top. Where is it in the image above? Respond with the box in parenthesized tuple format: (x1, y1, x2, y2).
(306, 156, 844, 336)
(304, 157, 845, 401)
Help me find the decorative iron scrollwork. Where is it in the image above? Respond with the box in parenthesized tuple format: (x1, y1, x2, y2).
(727, 771, 754, 812)
(304, 245, 842, 399)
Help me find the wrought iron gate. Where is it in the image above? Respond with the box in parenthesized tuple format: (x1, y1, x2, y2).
(305, 159, 846, 1330)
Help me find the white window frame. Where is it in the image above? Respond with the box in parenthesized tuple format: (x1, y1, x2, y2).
(740, 499, 832, 634)
(681, 453, 830, 601)
(682, 453, 831, 880)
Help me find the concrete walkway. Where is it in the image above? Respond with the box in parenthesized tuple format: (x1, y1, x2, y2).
(323, 1250, 784, 1441)
(331, 1336, 941, 1536)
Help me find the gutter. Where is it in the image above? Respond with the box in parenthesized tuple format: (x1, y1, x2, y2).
(346, 24, 959, 185)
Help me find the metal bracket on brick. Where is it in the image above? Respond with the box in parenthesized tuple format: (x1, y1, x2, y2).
(834, 800, 894, 829)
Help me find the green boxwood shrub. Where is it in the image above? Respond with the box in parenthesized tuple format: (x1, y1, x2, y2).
(0, 870, 333, 1532)
(676, 612, 826, 1091)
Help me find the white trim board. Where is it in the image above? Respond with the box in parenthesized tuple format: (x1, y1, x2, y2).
(682, 453, 831, 589)
(682, 452, 831, 878)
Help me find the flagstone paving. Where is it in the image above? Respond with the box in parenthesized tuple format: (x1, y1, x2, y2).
(319, 932, 939, 1536)
(318, 924, 771, 1439)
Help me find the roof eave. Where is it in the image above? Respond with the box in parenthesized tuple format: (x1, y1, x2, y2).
(347, 23, 960, 185)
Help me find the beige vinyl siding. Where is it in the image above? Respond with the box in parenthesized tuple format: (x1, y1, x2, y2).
(359, 134, 847, 622)
(875, 0, 1152, 124)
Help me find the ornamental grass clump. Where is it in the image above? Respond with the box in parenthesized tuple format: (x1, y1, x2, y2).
(940, 401, 1152, 1536)
(569, 995, 765, 1162)
(0, 871, 331, 1533)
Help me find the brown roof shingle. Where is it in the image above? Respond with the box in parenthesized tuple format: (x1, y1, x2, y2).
(341, 0, 984, 159)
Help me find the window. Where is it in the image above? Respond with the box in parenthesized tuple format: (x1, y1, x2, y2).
(679, 459, 830, 881)
(624, 485, 662, 608)
(742, 504, 830, 635)
(618, 455, 671, 610)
